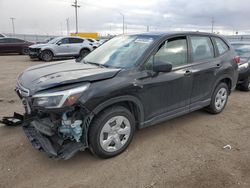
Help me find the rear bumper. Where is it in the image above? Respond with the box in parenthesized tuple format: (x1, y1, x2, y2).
(238, 66, 250, 83)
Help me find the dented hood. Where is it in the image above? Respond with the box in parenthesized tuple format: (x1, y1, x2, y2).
(18, 60, 120, 95)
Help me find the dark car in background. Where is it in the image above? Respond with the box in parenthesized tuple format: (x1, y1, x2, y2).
(16, 32, 238, 159)
(0, 37, 33, 55)
(231, 42, 250, 91)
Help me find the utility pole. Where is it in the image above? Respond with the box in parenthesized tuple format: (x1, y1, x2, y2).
(211, 17, 214, 33)
(60, 22, 63, 35)
(10, 17, 16, 34)
(71, 0, 80, 34)
(66, 18, 70, 36)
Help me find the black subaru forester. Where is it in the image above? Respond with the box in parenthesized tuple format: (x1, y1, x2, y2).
(16, 32, 238, 159)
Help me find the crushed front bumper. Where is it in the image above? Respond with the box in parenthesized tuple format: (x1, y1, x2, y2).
(28, 48, 41, 59)
(22, 120, 87, 160)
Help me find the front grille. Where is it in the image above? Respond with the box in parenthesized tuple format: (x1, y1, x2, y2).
(29, 48, 40, 53)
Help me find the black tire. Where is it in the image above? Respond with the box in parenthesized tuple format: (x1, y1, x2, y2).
(206, 82, 229, 114)
(239, 76, 250, 91)
(89, 106, 135, 159)
(79, 49, 90, 58)
(40, 50, 53, 62)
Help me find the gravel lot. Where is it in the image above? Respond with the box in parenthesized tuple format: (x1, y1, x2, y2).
(0, 55, 250, 188)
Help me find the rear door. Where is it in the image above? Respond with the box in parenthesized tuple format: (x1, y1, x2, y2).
(0, 38, 8, 53)
(188, 35, 218, 109)
(68, 38, 84, 55)
(9, 38, 25, 53)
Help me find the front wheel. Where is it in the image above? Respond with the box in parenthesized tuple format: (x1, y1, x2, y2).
(40, 50, 53, 62)
(89, 106, 135, 158)
(206, 82, 229, 114)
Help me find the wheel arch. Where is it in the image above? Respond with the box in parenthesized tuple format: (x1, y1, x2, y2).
(92, 95, 144, 129)
(79, 47, 91, 54)
(40, 48, 55, 56)
(213, 75, 233, 95)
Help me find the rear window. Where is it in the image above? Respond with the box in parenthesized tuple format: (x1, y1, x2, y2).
(9, 38, 25, 43)
(214, 37, 229, 55)
(190, 36, 214, 62)
(0, 39, 7, 43)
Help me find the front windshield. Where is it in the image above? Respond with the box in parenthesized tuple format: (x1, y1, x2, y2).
(232, 44, 250, 58)
(83, 35, 155, 68)
(48, 37, 60, 44)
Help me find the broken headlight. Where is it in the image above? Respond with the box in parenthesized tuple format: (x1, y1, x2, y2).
(32, 83, 90, 108)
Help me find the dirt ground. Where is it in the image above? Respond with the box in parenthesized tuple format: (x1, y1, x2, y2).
(0, 55, 250, 188)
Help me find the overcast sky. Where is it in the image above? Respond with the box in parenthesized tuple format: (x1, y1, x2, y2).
(0, 0, 250, 36)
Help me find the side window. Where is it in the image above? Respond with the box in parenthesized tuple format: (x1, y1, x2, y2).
(214, 37, 229, 55)
(0, 39, 7, 43)
(190, 36, 214, 62)
(152, 37, 188, 68)
(9, 38, 25, 43)
(69, 38, 84, 44)
(59, 38, 70, 44)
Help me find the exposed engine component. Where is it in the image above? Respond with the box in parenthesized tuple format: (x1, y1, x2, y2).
(58, 112, 83, 142)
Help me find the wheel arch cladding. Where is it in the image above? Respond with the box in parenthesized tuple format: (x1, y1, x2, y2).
(41, 48, 54, 56)
(214, 75, 232, 94)
(80, 48, 91, 53)
(92, 95, 144, 128)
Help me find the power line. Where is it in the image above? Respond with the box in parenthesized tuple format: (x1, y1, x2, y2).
(71, 0, 80, 33)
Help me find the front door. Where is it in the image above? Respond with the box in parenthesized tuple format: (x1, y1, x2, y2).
(54, 38, 71, 56)
(137, 36, 193, 122)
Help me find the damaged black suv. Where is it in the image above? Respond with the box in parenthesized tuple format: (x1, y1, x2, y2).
(16, 32, 238, 159)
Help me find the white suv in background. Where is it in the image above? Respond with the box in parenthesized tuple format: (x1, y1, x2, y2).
(28, 36, 94, 62)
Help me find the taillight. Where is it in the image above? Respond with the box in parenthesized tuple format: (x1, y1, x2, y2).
(234, 55, 240, 64)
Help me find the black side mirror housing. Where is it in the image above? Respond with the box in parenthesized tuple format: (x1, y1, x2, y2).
(153, 61, 172, 73)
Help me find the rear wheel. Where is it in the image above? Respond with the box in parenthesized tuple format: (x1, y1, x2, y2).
(21, 48, 29, 55)
(41, 50, 53, 62)
(206, 82, 229, 114)
(239, 76, 250, 91)
(89, 106, 135, 158)
(79, 49, 90, 58)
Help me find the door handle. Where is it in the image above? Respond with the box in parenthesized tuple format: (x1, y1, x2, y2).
(184, 70, 192, 76)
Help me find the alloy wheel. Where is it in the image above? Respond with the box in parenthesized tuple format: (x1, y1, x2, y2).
(215, 88, 227, 111)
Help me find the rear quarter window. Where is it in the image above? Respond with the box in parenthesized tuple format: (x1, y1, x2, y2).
(214, 37, 229, 55)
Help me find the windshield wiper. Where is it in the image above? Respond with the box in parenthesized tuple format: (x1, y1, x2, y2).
(83, 61, 110, 68)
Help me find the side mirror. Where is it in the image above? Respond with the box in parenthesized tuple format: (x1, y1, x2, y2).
(153, 61, 172, 73)
(57, 41, 62, 45)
